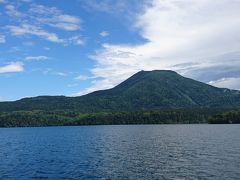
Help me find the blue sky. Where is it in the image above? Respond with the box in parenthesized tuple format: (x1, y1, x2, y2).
(1, 0, 240, 101)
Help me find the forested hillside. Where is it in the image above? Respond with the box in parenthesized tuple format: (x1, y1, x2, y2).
(0, 70, 239, 127)
(0, 70, 240, 112)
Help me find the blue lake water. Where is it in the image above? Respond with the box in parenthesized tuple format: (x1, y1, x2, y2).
(0, 125, 240, 179)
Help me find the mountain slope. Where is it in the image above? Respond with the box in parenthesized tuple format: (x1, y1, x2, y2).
(0, 70, 240, 112)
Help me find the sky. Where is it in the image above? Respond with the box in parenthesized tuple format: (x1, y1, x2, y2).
(0, 0, 240, 101)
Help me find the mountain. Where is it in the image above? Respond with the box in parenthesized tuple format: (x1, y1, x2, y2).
(0, 70, 240, 112)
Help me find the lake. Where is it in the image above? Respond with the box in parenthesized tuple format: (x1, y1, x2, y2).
(0, 125, 240, 179)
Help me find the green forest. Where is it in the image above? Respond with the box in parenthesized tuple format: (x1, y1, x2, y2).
(0, 108, 239, 127)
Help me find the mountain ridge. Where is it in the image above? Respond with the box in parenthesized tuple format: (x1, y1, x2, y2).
(0, 70, 240, 112)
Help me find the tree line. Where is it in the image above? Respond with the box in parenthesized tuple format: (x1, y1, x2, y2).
(0, 108, 239, 127)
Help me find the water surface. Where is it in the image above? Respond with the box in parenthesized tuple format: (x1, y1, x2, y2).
(0, 125, 240, 179)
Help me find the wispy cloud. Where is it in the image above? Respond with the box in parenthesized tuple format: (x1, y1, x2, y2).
(7, 46, 20, 53)
(74, 0, 240, 95)
(51, 23, 80, 31)
(8, 24, 63, 43)
(72, 78, 115, 96)
(209, 77, 240, 90)
(41, 68, 68, 77)
(4, 2, 82, 44)
(7, 24, 83, 46)
(0, 35, 6, 43)
(100, 31, 109, 37)
(0, 0, 7, 4)
(21, 0, 32, 2)
(0, 62, 24, 74)
(44, 47, 50, 51)
(29, 4, 81, 31)
(67, 35, 84, 46)
(53, 72, 67, 76)
(81, 0, 148, 15)
(5, 4, 25, 17)
(75, 75, 91, 81)
(25, 55, 49, 61)
(0, 96, 5, 101)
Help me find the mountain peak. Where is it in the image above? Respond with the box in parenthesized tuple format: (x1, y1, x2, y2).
(137, 69, 178, 75)
(115, 70, 181, 89)
(0, 70, 239, 112)
(133, 70, 180, 79)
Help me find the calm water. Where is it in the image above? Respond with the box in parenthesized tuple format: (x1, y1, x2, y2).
(0, 125, 240, 179)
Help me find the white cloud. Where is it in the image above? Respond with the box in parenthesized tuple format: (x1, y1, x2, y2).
(29, 4, 81, 31)
(0, 35, 5, 43)
(57, 14, 80, 24)
(8, 24, 63, 43)
(0, 96, 5, 101)
(74, 0, 240, 95)
(20, 0, 32, 2)
(0, 62, 24, 74)
(5, 4, 24, 17)
(41, 68, 68, 77)
(82, 0, 124, 13)
(54, 72, 67, 76)
(0, 96, 10, 102)
(72, 78, 115, 96)
(25, 56, 49, 61)
(67, 35, 84, 45)
(7, 46, 20, 53)
(51, 23, 80, 31)
(4, 3, 82, 45)
(81, 0, 147, 15)
(75, 75, 91, 81)
(28, 4, 60, 15)
(44, 47, 50, 51)
(0, 0, 7, 3)
(100, 31, 109, 37)
(209, 77, 240, 90)
(8, 24, 83, 46)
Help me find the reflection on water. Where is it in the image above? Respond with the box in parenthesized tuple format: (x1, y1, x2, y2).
(0, 125, 240, 179)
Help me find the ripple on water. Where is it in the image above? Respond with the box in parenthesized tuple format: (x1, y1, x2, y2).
(0, 124, 240, 179)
